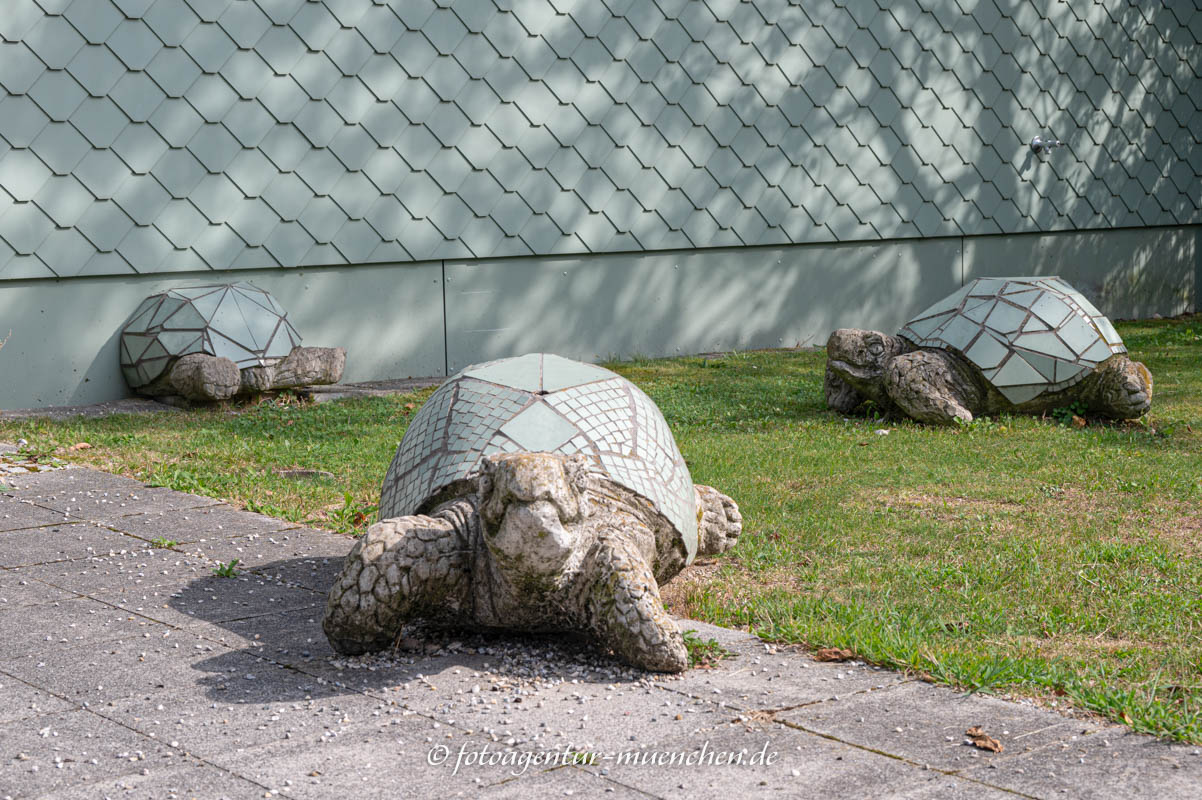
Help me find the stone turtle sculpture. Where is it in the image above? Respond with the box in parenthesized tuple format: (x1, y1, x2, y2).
(825, 276, 1152, 425)
(120, 282, 345, 402)
(323, 353, 741, 672)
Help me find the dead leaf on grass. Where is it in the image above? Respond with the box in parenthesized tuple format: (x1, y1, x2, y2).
(965, 726, 1003, 753)
(814, 647, 854, 662)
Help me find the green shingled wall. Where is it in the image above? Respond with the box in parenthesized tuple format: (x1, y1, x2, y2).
(0, 0, 1198, 277)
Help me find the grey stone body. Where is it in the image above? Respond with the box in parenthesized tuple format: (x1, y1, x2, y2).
(323, 354, 742, 672)
(121, 283, 345, 403)
(825, 277, 1154, 425)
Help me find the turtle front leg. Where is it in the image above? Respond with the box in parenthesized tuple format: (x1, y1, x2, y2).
(323, 499, 476, 655)
(581, 530, 688, 672)
(168, 354, 241, 402)
(883, 351, 978, 425)
(695, 484, 741, 556)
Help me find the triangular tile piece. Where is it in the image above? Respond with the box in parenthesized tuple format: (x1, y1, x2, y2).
(1055, 361, 1090, 383)
(464, 353, 543, 392)
(937, 314, 982, 350)
(187, 288, 225, 322)
(1022, 315, 1050, 332)
(1012, 331, 1077, 361)
(1058, 314, 1103, 356)
(984, 301, 1027, 334)
(967, 278, 1007, 296)
(1030, 292, 1071, 328)
(900, 311, 954, 341)
(991, 353, 1045, 386)
(1019, 350, 1062, 381)
(1080, 339, 1113, 364)
(542, 354, 614, 392)
(498, 401, 578, 451)
(999, 384, 1045, 404)
(962, 299, 996, 323)
(124, 296, 160, 332)
(123, 333, 156, 364)
(964, 331, 1009, 370)
(148, 297, 185, 328)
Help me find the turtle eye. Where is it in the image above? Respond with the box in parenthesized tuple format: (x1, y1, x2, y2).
(867, 341, 885, 357)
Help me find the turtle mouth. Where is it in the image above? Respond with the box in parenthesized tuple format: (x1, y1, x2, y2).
(829, 359, 880, 382)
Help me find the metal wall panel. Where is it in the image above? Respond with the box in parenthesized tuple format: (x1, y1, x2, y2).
(444, 236, 963, 371)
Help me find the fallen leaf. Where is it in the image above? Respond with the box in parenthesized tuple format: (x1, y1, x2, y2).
(351, 511, 367, 526)
(74, 442, 92, 450)
(1071, 415, 1087, 428)
(1122, 712, 1134, 725)
(814, 647, 854, 662)
(405, 403, 415, 410)
(965, 726, 1003, 753)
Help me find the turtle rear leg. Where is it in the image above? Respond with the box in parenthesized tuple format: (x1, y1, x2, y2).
(323, 499, 476, 655)
(695, 485, 741, 556)
(883, 351, 977, 425)
(582, 530, 688, 672)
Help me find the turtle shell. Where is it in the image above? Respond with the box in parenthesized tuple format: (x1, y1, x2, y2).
(898, 276, 1126, 404)
(120, 282, 301, 388)
(380, 353, 699, 561)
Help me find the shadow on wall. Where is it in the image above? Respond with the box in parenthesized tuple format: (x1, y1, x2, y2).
(442, 236, 965, 369)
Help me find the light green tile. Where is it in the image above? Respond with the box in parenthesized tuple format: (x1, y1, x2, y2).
(498, 401, 577, 451)
(465, 353, 543, 392)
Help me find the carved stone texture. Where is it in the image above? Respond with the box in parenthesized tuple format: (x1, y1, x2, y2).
(120, 282, 344, 400)
(324, 353, 742, 672)
(824, 276, 1153, 424)
(168, 353, 240, 402)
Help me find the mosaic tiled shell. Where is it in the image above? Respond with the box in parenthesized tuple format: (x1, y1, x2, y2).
(380, 353, 699, 561)
(120, 283, 301, 388)
(898, 277, 1126, 405)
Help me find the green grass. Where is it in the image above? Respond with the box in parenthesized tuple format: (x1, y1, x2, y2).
(3, 314, 1202, 740)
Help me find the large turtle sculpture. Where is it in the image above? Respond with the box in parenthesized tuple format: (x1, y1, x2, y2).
(824, 276, 1153, 425)
(323, 353, 742, 672)
(120, 282, 345, 402)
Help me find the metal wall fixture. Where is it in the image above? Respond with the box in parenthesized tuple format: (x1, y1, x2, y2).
(1030, 135, 1067, 154)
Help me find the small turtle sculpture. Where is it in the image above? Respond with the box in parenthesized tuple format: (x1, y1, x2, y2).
(323, 353, 742, 672)
(824, 276, 1153, 425)
(120, 282, 345, 402)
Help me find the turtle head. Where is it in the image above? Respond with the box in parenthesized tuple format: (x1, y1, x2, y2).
(1091, 356, 1153, 419)
(826, 329, 907, 385)
(478, 452, 591, 575)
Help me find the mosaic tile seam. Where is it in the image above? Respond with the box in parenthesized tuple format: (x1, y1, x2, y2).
(118, 281, 298, 385)
(898, 276, 1128, 403)
(1, 0, 1199, 280)
(378, 355, 697, 553)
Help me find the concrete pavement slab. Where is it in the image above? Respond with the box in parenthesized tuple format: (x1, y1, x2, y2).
(0, 596, 172, 657)
(0, 523, 151, 567)
(0, 671, 76, 723)
(0, 708, 185, 798)
(0, 500, 74, 531)
(12, 485, 224, 526)
(778, 680, 1106, 771)
(580, 714, 1004, 800)
(98, 503, 296, 544)
(10, 550, 215, 599)
(99, 659, 396, 760)
(959, 729, 1202, 799)
(175, 527, 350, 580)
(36, 762, 267, 800)
(0, 571, 77, 607)
(1, 468, 149, 498)
(0, 633, 251, 705)
(655, 632, 908, 712)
